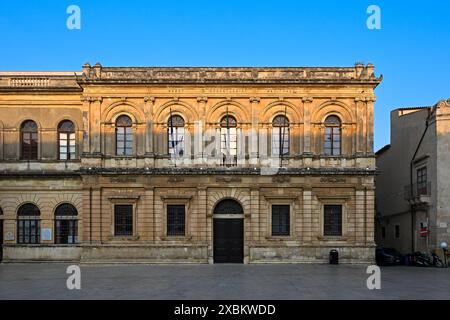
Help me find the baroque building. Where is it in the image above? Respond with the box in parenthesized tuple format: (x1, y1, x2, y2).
(0, 64, 381, 264)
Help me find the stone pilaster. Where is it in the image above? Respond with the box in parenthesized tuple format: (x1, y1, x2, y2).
(196, 97, 208, 163)
(249, 97, 260, 164)
(355, 97, 365, 155)
(365, 96, 376, 154)
(250, 188, 260, 242)
(302, 189, 313, 243)
(144, 96, 155, 156)
(91, 97, 103, 155)
(302, 97, 313, 155)
(80, 96, 92, 155)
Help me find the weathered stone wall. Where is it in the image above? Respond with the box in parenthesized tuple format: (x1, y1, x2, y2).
(0, 65, 380, 263)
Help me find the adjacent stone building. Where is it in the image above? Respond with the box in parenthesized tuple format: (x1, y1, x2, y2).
(376, 99, 450, 254)
(0, 63, 381, 264)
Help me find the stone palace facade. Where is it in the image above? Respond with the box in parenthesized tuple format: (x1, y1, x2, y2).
(0, 64, 382, 263)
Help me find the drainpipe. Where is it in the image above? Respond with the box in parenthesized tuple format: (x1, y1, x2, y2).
(409, 109, 431, 253)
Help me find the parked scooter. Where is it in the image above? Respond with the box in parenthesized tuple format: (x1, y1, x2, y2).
(413, 251, 445, 267)
(414, 251, 431, 267)
(430, 251, 445, 268)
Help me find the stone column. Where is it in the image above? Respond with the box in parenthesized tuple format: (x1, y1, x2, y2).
(365, 187, 375, 244)
(197, 187, 208, 244)
(196, 97, 208, 164)
(91, 97, 103, 155)
(355, 188, 366, 244)
(355, 97, 365, 155)
(302, 97, 313, 155)
(144, 97, 155, 156)
(365, 97, 376, 154)
(302, 189, 313, 243)
(81, 96, 92, 155)
(250, 188, 260, 242)
(142, 187, 155, 241)
(249, 97, 260, 165)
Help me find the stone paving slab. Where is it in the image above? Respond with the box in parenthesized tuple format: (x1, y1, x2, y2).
(0, 264, 449, 300)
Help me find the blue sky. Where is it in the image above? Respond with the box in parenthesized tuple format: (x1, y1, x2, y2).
(0, 0, 449, 150)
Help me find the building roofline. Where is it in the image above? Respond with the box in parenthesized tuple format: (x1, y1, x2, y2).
(376, 144, 391, 156)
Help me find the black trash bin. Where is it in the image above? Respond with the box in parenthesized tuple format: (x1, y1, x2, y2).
(329, 250, 339, 265)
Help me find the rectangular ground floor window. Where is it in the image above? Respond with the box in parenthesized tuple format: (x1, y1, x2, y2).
(167, 205, 185, 236)
(114, 205, 133, 236)
(395, 225, 400, 239)
(272, 205, 290, 236)
(324, 205, 342, 237)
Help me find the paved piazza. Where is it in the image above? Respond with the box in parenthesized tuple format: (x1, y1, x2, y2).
(0, 264, 449, 300)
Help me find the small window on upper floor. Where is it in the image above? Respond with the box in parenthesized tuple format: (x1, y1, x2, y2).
(21, 120, 38, 160)
(417, 167, 428, 196)
(116, 115, 133, 156)
(58, 120, 76, 160)
(324, 115, 342, 156)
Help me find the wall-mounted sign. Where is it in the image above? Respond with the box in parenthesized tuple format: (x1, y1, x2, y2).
(41, 228, 52, 241)
(4, 231, 14, 241)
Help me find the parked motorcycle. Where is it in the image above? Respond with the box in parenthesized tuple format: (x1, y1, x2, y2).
(413, 251, 445, 268)
(414, 251, 431, 267)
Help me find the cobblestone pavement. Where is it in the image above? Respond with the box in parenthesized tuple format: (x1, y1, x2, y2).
(0, 263, 449, 300)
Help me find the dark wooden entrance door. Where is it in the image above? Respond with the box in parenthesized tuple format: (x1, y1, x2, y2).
(214, 219, 244, 263)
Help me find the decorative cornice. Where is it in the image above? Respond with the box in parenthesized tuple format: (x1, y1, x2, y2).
(302, 96, 314, 103)
(76, 65, 382, 85)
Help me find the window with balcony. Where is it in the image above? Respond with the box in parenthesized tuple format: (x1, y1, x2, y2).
(58, 120, 76, 160)
(324, 115, 341, 156)
(116, 115, 133, 156)
(272, 115, 290, 156)
(220, 115, 238, 166)
(168, 115, 185, 158)
(21, 120, 38, 160)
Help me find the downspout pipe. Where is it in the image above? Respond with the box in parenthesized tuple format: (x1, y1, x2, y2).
(409, 108, 431, 253)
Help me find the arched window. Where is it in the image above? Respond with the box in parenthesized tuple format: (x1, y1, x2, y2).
(324, 115, 342, 156)
(116, 115, 133, 156)
(272, 115, 290, 156)
(167, 115, 185, 158)
(220, 115, 238, 166)
(58, 120, 76, 160)
(21, 120, 38, 160)
(17, 203, 40, 244)
(54, 203, 78, 244)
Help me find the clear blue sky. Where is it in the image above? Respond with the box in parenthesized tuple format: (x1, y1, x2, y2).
(1, 0, 449, 150)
